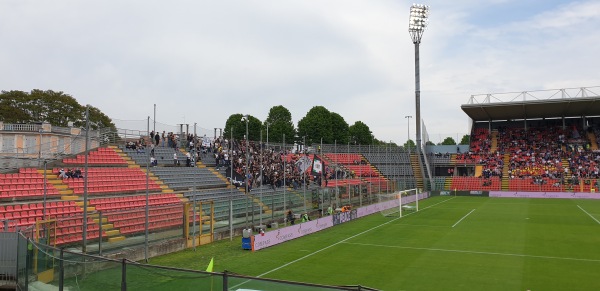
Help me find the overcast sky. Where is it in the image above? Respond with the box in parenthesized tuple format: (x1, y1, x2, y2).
(1, 0, 598, 144)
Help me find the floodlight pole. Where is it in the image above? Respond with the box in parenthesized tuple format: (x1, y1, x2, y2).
(243, 115, 249, 227)
(303, 135, 307, 213)
(409, 3, 429, 200)
(229, 127, 234, 241)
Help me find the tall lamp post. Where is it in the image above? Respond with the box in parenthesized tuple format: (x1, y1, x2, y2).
(408, 3, 430, 162)
(242, 115, 250, 227)
(302, 135, 307, 213)
(405, 115, 412, 191)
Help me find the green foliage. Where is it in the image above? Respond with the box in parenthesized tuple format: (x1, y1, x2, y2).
(439, 137, 457, 145)
(0, 89, 115, 130)
(223, 114, 261, 141)
(265, 105, 296, 144)
(297, 106, 334, 144)
(426, 140, 435, 145)
(404, 139, 416, 149)
(459, 134, 470, 145)
(330, 112, 349, 144)
(349, 121, 373, 145)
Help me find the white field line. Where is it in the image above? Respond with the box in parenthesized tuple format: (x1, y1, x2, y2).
(343, 242, 600, 263)
(577, 205, 600, 225)
(229, 196, 457, 289)
(394, 223, 450, 228)
(451, 209, 475, 228)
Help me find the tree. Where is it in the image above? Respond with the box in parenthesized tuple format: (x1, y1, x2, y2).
(297, 106, 334, 144)
(264, 105, 296, 144)
(404, 139, 416, 150)
(425, 141, 435, 146)
(0, 90, 30, 123)
(439, 137, 457, 145)
(330, 112, 349, 144)
(459, 134, 470, 145)
(223, 114, 261, 141)
(349, 121, 373, 145)
(0, 89, 115, 130)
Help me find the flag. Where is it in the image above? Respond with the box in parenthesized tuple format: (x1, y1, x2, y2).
(296, 155, 312, 173)
(206, 257, 214, 272)
(311, 154, 323, 176)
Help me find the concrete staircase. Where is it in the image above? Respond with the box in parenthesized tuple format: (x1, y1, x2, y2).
(587, 131, 599, 150)
(501, 153, 510, 191)
(444, 177, 452, 190)
(490, 129, 498, 153)
(110, 145, 135, 167)
(409, 154, 424, 190)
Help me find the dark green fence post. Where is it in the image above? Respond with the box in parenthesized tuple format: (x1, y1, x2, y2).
(222, 271, 228, 291)
(59, 248, 64, 291)
(121, 259, 127, 291)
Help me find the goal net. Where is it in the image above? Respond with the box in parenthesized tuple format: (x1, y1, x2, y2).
(377, 188, 419, 218)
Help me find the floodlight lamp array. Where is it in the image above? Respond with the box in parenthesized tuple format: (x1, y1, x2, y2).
(408, 3, 430, 43)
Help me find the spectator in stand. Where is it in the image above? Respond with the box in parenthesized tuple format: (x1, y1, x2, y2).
(66, 169, 74, 179)
(74, 168, 83, 178)
(173, 151, 179, 166)
(58, 168, 67, 179)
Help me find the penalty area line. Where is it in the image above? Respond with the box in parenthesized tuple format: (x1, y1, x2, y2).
(229, 196, 457, 290)
(451, 209, 475, 228)
(577, 205, 600, 225)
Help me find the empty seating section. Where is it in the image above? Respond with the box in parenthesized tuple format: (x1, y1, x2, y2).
(54, 167, 162, 194)
(50, 217, 104, 246)
(151, 167, 227, 190)
(0, 169, 60, 199)
(89, 194, 183, 236)
(0, 201, 82, 231)
(450, 176, 501, 191)
(63, 147, 127, 165)
(362, 150, 413, 182)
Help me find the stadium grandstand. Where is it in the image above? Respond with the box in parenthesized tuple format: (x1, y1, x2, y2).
(1, 86, 600, 289)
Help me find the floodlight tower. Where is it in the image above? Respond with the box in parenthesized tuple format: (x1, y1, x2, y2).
(408, 3, 430, 158)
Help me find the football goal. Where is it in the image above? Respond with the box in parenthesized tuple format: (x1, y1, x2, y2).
(377, 188, 420, 218)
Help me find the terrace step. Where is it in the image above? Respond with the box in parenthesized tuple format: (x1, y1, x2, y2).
(106, 229, 121, 237)
(61, 195, 79, 201)
(108, 235, 125, 242)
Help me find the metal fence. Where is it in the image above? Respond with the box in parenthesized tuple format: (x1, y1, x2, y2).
(6, 234, 378, 291)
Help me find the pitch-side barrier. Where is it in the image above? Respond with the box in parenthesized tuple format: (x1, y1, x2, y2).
(251, 192, 430, 251)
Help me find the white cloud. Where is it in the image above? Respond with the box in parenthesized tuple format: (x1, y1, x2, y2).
(0, 0, 598, 144)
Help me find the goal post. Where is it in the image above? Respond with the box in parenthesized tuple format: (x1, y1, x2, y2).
(377, 188, 419, 218)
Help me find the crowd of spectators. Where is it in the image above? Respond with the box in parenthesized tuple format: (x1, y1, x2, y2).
(205, 137, 358, 192)
(457, 124, 600, 189)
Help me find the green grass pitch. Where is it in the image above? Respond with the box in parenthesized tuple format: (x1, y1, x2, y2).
(67, 196, 600, 290)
